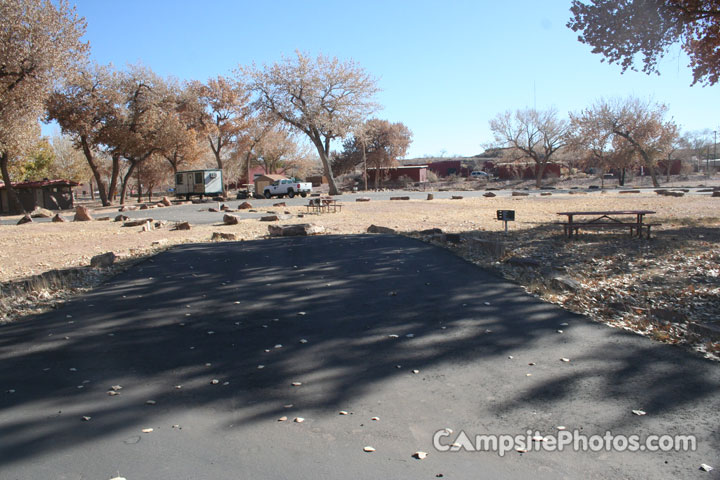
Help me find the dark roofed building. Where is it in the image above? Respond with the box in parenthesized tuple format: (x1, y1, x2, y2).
(0, 179, 79, 215)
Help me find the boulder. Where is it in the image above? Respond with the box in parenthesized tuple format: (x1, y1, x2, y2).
(155, 203, 165, 208)
(223, 213, 239, 225)
(51, 213, 66, 223)
(713, 191, 720, 197)
(445, 233, 462, 243)
(540, 192, 552, 196)
(17, 214, 32, 225)
(419, 228, 443, 235)
(74, 206, 93, 221)
(390, 196, 410, 201)
(550, 275, 581, 292)
(355, 197, 371, 202)
(211, 232, 238, 241)
(119, 205, 137, 212)
(115, 214, 129, 222)
(220, 204, 231, 211)
(30, 207, 53, 218)
(268, 224, 325, 237)
(140, 204, 154, 210)
(451, 195, 463, 200)
(237, 202, 253, 209)
(122, 218, 153, 227)
(260, 215, 279, 222)
(511, 191, 529, 197)
(483, 192, 496, 197)
(95, 216, 110, 221)
(426, 194, 434, 200)
(208, 208, 219, 212)
(173, 221, 191, 230)
(90, 252, 116, 268)
(160, 196, 172, 206)
(466, 238, 507, 259)
(273, 202, 286, 207)
(154, 220, 166, 228)
(367, 225, 396, 234)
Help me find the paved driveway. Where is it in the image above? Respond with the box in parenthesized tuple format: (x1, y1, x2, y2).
(0, 235, 717, 479)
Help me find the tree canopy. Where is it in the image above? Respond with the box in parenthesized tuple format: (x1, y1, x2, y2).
(244, 52, 379, 195)
(0, 0, 87, 212)
(568, 0, 720, 86)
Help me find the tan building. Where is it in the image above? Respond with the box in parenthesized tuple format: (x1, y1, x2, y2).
(253, 174, 288, 194)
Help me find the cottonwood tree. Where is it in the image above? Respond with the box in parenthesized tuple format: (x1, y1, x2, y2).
(105, 67, 177, 204)
(489, 108, 569, 188)
(158, 83, 206, 174)
(568, 0, 720, 86)
(338, 119, 412, 190)
(244, 52, 379, 195)
(577, 97, 677, 187)
(47, 64, 125, 205)
(49, 135, 91, 183)
(190, 76, 251, 181)
(0, 0, 87, 212)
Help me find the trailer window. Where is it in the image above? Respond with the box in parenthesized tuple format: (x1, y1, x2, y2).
(176, 174, 183, 184)
(209, 172, 217, 179)
(195, 172, 203, 183)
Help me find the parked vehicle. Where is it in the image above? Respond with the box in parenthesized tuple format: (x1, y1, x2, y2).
(471, 170, 490, 179)
(175, 169, 223, 200)
(263, 179, 312, 199)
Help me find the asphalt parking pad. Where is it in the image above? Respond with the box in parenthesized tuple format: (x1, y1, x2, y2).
(0, 235, 718, 479)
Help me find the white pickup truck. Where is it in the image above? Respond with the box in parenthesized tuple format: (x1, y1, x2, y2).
(263, 179, 312, 199)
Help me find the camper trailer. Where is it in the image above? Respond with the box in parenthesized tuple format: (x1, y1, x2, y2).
(175, 169, 223, 199)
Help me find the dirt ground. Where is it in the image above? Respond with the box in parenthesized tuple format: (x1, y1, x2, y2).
(1, 188, 719, 360)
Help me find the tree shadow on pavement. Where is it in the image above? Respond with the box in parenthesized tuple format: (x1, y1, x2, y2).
(0, 234, 718, 468)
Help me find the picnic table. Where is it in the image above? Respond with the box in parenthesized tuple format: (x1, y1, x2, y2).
(556, 210, 658, 239)
(306, 196, 343, 214)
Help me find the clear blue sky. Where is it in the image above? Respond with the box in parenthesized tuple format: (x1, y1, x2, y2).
(62, 0, 720, 158)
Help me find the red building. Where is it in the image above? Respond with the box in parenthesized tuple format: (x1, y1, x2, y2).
(407, 160, 471, 178)
(367, 165, 428, 183)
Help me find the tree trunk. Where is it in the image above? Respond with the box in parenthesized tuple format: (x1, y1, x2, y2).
(362, 141, 368, 191)
(107, 154, 121, 201)
(80, 136, 110, 206)
(310, 135, 339, 195)
(119, 161, 137, 205)
(619, 168, 626, 186)
(0, 151, 24, 214)
(148, 188, 153, 202)
(534, 161, 547, 188)
(89, 177, 94, 200)
(136, 165, 142, 202)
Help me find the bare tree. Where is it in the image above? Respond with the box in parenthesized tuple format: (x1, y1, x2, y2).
(338, 119, 412, 190)
(0, 0, 87, 213)
(244, 52, 379, 195)
(489, 108, 569, 188)
(581, 97, 677, 187)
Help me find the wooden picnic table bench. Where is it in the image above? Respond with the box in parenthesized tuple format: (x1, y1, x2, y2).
(556, 210, 659, 239)
(306, 197, 343, 214)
